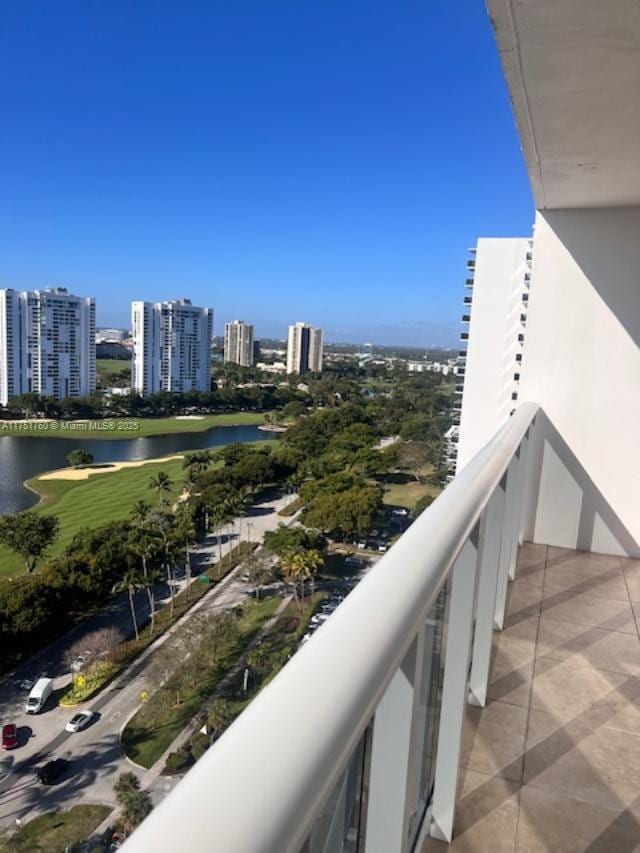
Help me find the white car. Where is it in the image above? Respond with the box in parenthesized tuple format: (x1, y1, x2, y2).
(65, 710, 95, 733)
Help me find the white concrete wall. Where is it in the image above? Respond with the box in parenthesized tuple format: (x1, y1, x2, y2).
(521, 208, 640, 557)
(457, 238, 530, 469)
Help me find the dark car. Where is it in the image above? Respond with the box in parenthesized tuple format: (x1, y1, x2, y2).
(36, 758, 69, 785)
(1, 724, 17, 750)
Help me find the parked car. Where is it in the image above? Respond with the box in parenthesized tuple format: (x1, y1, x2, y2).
(345, 555, 365, 567)
(36, 758, 69, 785)
(18, 671, 46, 691)
(65, 710, 95, 733)
(391, 507, 409, 517)
(1, 723, 18, 750)
(25, 677, 53, 714)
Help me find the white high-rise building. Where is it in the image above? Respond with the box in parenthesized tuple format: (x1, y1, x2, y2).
(286, 322, 323, 374)
(131, 299, 213, 397)
(224, 320, 254, 367)
(0, 287, 96, 406)
(454, 237, 533, 473)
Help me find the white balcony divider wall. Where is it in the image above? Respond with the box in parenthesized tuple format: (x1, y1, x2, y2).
(519, 208, 640, 558)
(123, 403, 538, 853)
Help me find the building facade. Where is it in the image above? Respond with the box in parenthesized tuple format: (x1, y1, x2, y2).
(223, 320, 254, 367)
(286, 322, 323, 374)
(0, 287, 96, 406)
(131, 299, 213, 396)
(454, 237, 532, 475)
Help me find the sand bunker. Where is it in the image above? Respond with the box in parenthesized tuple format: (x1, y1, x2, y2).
(175, 415, 205, 420)
(39, 455, 184, 481)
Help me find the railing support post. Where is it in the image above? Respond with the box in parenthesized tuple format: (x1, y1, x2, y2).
(517, 430, 531, 545)
(493, 454, 519, 629)
(506, 447, 522, 581)
(430, 535, 479, 843)
(364, 637, 422, 853)
(468, 484, 505, 708)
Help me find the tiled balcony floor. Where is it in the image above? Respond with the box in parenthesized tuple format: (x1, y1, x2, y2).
(423, 543, 640, 853)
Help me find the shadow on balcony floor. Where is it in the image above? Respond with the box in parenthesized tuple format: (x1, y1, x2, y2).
(423, 542, 640, 853)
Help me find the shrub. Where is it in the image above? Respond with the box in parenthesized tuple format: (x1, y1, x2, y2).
(164, 747, 193, 774)
(189, 732, 210, 761)
(58, 660, 119, 706)
(275, 616, 299, 634)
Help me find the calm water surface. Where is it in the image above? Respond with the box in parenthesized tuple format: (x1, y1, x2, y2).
(0, 424, 272, 515)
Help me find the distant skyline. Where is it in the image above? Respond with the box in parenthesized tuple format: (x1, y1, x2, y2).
(1, 2, 533, 348)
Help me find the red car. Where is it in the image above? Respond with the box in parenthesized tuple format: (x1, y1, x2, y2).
(2, 723, 18, 750)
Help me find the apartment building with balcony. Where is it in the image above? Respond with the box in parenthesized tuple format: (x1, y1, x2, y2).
(124, 5, 640, 852)
(455, 237, 533, 474)
(0, 287, 95, 406)
(224, 319, 255, 368)
(131, 299, 213, 396)
(286, 321, 323, 374)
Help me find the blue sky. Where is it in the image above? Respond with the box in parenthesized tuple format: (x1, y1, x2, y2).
(0, 1, 533, 346)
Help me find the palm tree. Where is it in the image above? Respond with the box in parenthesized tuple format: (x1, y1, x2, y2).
(113, 771, 141, 802)
(221, 494, 246, 547)
(130, 499, 150, 525)
(112, 570, 145, 641)
(182, 451, 213, 483)
(149, 510, 178, 614)
(172, 506, 197, 599)
(294, 547, 323, 599)
(128, 528, 161, 633)
(279, 547, 323, 608)
(149, 471, 173, 507)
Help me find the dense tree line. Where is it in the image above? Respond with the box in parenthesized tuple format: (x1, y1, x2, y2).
(0, 384, 308, 420)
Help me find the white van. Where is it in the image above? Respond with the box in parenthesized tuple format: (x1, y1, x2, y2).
(25, 677, 53, 714)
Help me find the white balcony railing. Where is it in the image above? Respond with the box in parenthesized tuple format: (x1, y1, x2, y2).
(123, 403, 538, 853)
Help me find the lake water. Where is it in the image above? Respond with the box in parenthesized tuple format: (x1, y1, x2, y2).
(0, 424, 273, 515)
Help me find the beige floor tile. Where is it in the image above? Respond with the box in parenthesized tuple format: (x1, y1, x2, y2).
(422, 769, 520, 853)
(621, 558, 640, 578)
(531, 656, 627, 722)
(488, 661, 534, 708)
(460, 701, 528, 782)
(541, 589, 637, 634)
(516, 544, 546, 587)
(505, 581, 543, 625)
(536, 617, 640, 675)
(623, 574, 640, 603)
(543, 565, 629, 602)
(515, 785, 640, 853)
(523, 709, 640, 812)
(546, 548, 622, 575)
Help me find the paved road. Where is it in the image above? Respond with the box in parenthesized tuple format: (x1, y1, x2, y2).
(0, 491, 297, 828)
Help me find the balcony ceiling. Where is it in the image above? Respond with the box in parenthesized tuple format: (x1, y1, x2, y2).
(488, 0, 640, 209)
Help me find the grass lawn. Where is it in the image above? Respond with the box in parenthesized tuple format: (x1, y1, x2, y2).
(96, 357, 131, 376)
(123, 596, 283, 768)
(1, 411, 266, 439)
(382, 472, 441, 511)
(0, 440, 273, 577)
(0, 804, 110, 853)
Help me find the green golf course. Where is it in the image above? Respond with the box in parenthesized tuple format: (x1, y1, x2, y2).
(0, 411, 265, 439)
(0, 439, 274, 577)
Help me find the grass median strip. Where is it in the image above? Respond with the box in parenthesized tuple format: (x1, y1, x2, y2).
(0, 805, 111, 853)
(163, 594, 323, 774)
(122, 595, 283, 769)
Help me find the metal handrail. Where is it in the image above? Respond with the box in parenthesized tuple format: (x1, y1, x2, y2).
(124, 402, 538, 853)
